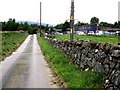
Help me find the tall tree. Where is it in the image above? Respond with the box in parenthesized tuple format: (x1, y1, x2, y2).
(54, 21, 70, 32)
(113, 22, 120, 28)
(75, 21, 88, 26)
(45, 24, 49, 33)
(54, 24, 63, 29)
(62, 21, 70, 32)
(23, 22, 29, 30)
(118, 21, 120, 28)
(90, 17, 99, 24)
(6, 18, 18, 31)
(18, 22, 24, 30)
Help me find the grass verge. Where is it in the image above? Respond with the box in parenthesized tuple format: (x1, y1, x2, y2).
(37, 34, 104, 88)
(0, 32, 28, 61)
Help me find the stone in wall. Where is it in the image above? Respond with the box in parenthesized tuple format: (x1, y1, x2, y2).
(45, 37, 120, 90)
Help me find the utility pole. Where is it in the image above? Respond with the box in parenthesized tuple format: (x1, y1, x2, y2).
(70, 0, 74, 41)
(118, 1, 120, 45)
(40, 2, 42, 37)
(118, 1, 120, 22)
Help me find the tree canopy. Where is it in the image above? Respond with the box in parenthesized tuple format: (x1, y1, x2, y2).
(90, 17, 99, 24)
(2, 17, 120, 34)
(54, 21, 70, 32)
(75, 21, 88, 26)
(2, 18, 39, 34)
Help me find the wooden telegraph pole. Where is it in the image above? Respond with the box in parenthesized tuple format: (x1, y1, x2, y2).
(40, 2, 42, 37)
(118, 1, 120, 22)
(70, 0, 74, 41)
(118, 1, 120, 45)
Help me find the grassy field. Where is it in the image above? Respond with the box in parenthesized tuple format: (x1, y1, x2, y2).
(37, 34, 104, 88)
(0, 32, 28, 61)
(53, 35, 119, 44)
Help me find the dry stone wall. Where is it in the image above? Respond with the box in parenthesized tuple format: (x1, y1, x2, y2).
(45, 37, 120, 90)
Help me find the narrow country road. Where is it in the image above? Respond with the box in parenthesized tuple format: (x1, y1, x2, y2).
(0, 34, 56, 89)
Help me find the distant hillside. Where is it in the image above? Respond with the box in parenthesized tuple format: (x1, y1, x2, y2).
(17, 21, 55, 26)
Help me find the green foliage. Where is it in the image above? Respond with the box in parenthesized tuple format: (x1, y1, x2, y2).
(99, 21, 120, 28)
(100, 22, 114, 28)
(1, 32, 28, 61)
(2, 18, 19, 31)
(90, 17, 99, 24)
(2, 18, 39, 34)
(37, 34, 104, 88)
(54, 23, 63, 29)
(0, 22, 2, 31)
(17, 22, 24, 30)
(44, 24, 49, 33)
(62, 21, 70, 32)
(75, 21, 89, 26)
(113, 21, 120, 28)
(41, 24, 54, 34)
(54, 21, 70, 32)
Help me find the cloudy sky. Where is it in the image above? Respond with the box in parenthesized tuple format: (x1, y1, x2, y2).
(0, 0, 119, 25)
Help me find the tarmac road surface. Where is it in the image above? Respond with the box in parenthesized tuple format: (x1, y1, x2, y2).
(0, 34, 57, 89)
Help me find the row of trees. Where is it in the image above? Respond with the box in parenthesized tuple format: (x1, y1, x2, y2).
(2, 18, 39, 34)
(54, 21, 70, 32)
(89, 16, 120, 28)
(2, 18, 55, 34)
(54, 17, 120, 32)
(2, 18, 30, 31)
(2, 17, 120, 34)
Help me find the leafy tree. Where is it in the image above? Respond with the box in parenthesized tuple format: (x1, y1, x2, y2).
(2, 18, 39, 34)
(31, 24, 38, 29)
(100, 22, 111, 28)
(113, 21, 120, 28)
(17, 22, 30, 31)
(118, 21, 120, 28)
(75, 21, 88, 26)
(62, 21, 70, 32)
(90, 17, 99, 24)
(23, 22, 29, 30)
(6, 18, 18, 31)
(0, 22, 2, 31)
(18, 22, 24, 30)
(2, 22, 7, 31)
(54, 21, 70, 32)
(44, 24, 49, 33)
(2, 18, 19, 31)
(54, 24, 63, 29)
(27, 25, 33, 34)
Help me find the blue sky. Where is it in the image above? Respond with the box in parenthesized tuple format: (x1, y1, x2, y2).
(0, 0, 119, 24)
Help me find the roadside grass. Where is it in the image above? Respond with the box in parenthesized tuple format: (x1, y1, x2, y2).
(37, 34, 104, 88)
(0, 32, 28, 61)
(54, 34, 118, 44)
